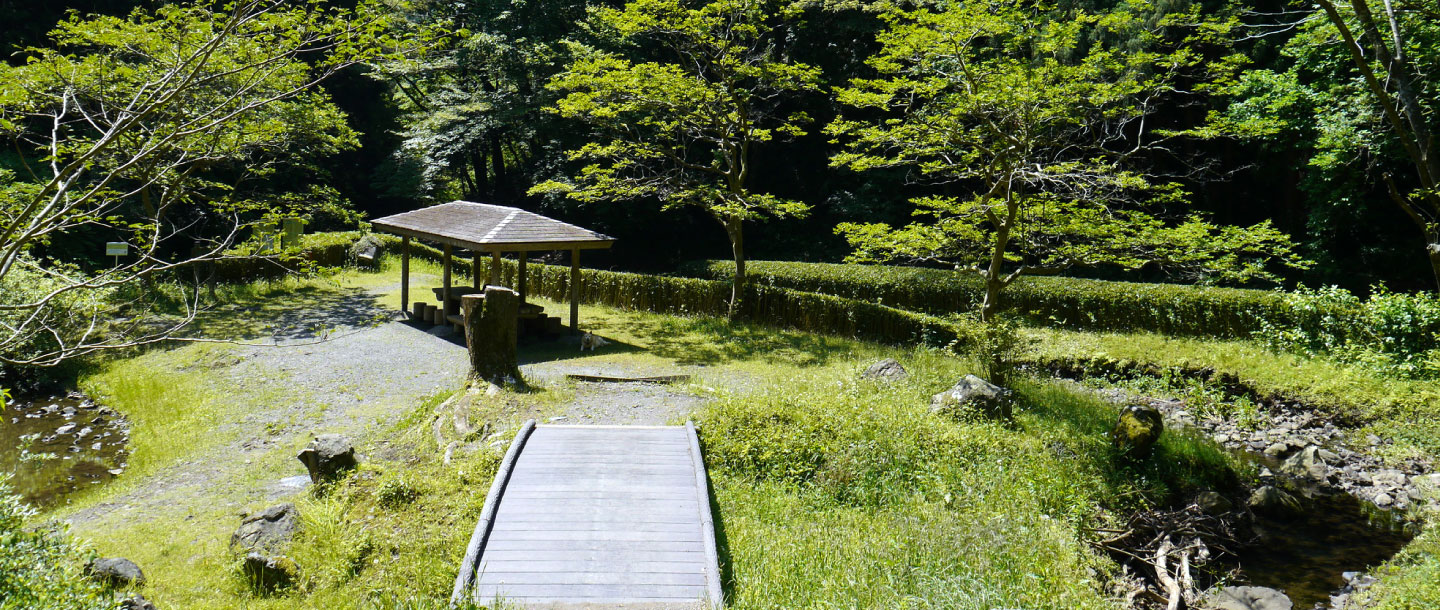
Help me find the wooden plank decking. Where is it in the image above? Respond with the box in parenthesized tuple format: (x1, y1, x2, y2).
(453, 422, 722, 608)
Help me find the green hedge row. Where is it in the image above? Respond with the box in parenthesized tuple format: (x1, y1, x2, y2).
(683, 260, 1306, 338)
(210, 231, 359, 282)
(385, 237, 968, 347)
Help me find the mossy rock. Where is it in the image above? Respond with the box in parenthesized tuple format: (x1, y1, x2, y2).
(1110, 405, 1163, 456)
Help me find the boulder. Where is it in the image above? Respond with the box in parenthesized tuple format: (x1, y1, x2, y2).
(231, 503, 299, 554)
(1110, 405, 1163, 456)
(241, 552, 298, 593)
(930, 375, 1011, 419)
(1279, 445, 1329, 481)
(861, 359, 908, 382)
(1194, 491, 1234, 515)
(1248, 485, 1301, 516)
(296, 434, 357, 483)
(1203, 586, 1293, 610)
(88, 557, 146, 587)
(120, 595, 157, 610)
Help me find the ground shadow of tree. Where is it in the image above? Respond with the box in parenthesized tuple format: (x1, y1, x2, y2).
(183, 286, 393, 342)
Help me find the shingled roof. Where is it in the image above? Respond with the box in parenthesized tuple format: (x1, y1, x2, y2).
(371, 201, 615, 252)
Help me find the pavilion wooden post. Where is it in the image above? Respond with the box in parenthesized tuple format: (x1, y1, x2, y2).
(442, 243, 453, 315)
(401, 236, 410, 316)
(473, 250, 482, 289)
(569, 248, 580, 334)
(518, 252, 528, 304)
(490, 251, 502, 286)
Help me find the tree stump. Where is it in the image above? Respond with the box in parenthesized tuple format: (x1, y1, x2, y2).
(463, 287, 523, 385)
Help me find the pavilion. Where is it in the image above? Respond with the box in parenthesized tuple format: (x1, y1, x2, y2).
(371, 201, 615, 334)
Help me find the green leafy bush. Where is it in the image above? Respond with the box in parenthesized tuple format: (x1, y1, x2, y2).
(1255, 286, 1440, 379)
(0, 479, 117, 610)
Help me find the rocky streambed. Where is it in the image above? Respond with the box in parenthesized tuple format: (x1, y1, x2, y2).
(1090, 385, 1436, 609)
(1, 392, 130, 507)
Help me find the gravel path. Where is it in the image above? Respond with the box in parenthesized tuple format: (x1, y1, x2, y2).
(67, 288, 470, 526)
(65, 286, 715, 527)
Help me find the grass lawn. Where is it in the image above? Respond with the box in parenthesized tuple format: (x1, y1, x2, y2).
(16, 261, 1436, 609)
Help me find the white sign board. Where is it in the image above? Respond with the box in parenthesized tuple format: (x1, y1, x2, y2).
(105, 242, 128, 256)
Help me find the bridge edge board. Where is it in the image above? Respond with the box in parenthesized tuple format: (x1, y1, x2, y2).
(451, 418, 537, 605)
(686, 420, 725, 609)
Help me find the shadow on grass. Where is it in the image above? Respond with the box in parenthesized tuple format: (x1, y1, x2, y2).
(184, 286, 393, 342)
(1016, 379, 1240, 507)
(614, 316, 864, 368)
(517, 332, 645, 365)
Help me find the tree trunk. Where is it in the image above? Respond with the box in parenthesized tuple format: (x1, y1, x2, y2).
(980, 213, 1011, 323)
(723, 217, 746, 319)
(1429, 233, 1440, 292)
(462, 287, 523, 386)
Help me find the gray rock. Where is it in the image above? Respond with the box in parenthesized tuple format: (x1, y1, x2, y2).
(296, 434, 357, 483)
(1279, 445, 1329, 481)
(1248, 485, 1301, 515)
(861, 358, 908, 382)
(1373, 492, 1395, 508)
(88, 557, 145, 587)
(231, 503, 299, 554)
(930, 375, 1011, 419)
(1195, 491, 1234, 515)
(1111, 405, 1164, 456)
(1203, 585, 1293, 610)
(120, 595, 157, 610)
(1264, 442, 1287, 457)
(241, 552, 298, 592)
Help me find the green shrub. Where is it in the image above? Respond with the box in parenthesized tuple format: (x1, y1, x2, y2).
(1255, 285, 1440, 379)
(376, 475, 422, 509)
(0, 479, 117, 610)
(685, 259, 1303, 338)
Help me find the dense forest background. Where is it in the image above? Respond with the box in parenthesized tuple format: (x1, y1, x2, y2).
(0, 0, 1429, 291)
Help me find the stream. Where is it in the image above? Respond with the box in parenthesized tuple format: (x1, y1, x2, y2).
(1241, 490, 1415, 608)
(1, 392, 129, 508)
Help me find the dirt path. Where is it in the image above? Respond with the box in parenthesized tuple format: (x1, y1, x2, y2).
(65, 287, 713, 529)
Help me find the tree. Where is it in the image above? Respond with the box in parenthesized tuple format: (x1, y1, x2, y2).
(0, 1, 412, 371)
(829, 0, 1307, 321)
(1307, 0, 1440, 290)
(532, 0, 820, 314)
(381, 0, 593, 205)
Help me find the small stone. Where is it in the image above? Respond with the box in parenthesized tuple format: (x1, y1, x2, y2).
(231, 503, 299, 554)
(88, 557, 146, 587)
(1318, 448, 1339, 462)
(1213, 434, 1231, 444)
(1264, 442, 1287, 457)
(296, 434, 357, 483)
(120, 595, 156, 610)
(1373, 492, 1395, 508)
(56, 423, 77, 435)
(1248, 485, 1301, 515)
(1203, 585, 1293, 610)
(242, 552, 298, 592)
(930, 375, 1011, 420)
(1279, 446, 1328, 481)
(860, 358, 909, 382)
(1195, 491, 1233, 515)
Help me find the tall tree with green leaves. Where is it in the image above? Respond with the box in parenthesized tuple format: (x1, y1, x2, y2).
(532, 0, 820, 315)
(0, 0, 412, 371)
(830, 0, 1307, 321)
(1306, 0, 1440, 289)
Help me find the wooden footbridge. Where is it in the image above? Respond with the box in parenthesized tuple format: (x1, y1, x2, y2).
(452, 421, 723, 608)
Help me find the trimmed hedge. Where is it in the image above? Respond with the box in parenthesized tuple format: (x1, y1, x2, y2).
(684, 260, 1308, 339)
(210, 231, 358, 282)
(387, 237, 969, 347)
